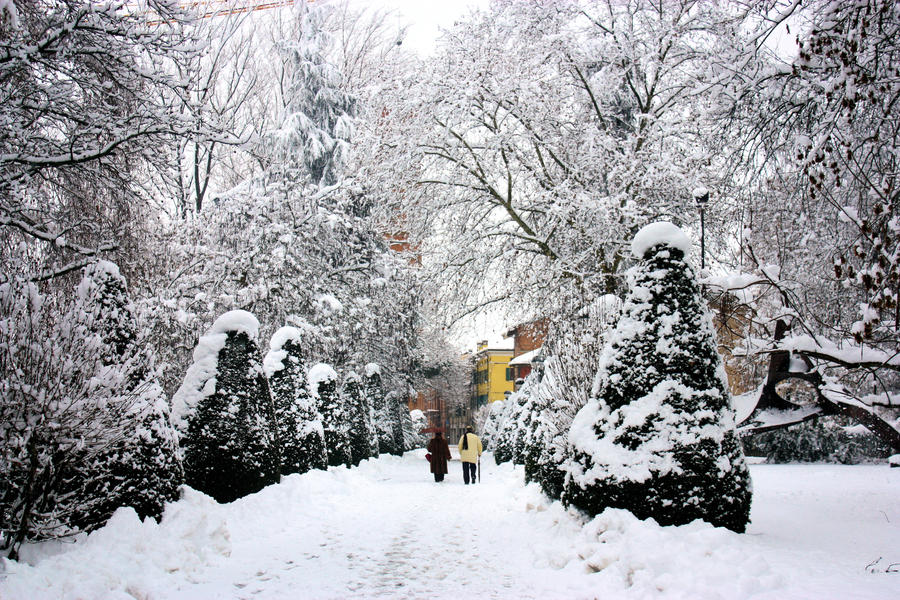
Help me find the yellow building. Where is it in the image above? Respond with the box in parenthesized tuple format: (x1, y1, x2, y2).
(473, 339, 515, 407)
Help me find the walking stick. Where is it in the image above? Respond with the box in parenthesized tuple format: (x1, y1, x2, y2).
(478, 455, 481, 482)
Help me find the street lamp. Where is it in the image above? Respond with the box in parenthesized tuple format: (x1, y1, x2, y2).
(531, 351, 545, 383)
(692, 187, 710, 271)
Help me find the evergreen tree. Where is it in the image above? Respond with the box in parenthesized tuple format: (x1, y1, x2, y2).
(365, 364, 386, 457)
(493, 388, 528, 464)
(173, 311, 281, 503)
(523, 380, 554, 485)
(400, 399, 422, 451)
(409, 409, 429, 448)
(563, 223, 752, 532)
(386, 391, 406, 456)
(310, 363, 352, 467)
(264, 327, 327, 476)
(68, 262, 182, 529)
(530, 357, 580, 500)
(512, 377, 537, 465)
(275, 1, 356, 186)
(481, 399, 505, 450)
(343, 372, 375, 466)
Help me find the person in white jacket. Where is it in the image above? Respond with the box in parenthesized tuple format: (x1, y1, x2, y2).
(457, 425, 483, 484)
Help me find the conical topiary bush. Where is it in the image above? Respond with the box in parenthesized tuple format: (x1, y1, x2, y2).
(563, 222, 752, 532)
(173, 310, 281, 503)
(264, 326, 327, 475)
(344, 372, 375, 466)
(310, 363, 352, 468)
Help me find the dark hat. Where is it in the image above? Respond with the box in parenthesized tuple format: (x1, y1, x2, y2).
(466, 425, 474, 432)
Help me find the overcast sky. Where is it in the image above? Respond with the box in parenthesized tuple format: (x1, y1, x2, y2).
(345, 0, 489, 55)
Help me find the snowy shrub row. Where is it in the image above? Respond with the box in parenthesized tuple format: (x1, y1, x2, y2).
(483, 223, 753, 533)
(173, 313, 419, 503)
(0, 263, 420, 560)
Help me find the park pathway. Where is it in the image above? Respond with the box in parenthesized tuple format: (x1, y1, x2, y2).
(161, 449, 594, 599)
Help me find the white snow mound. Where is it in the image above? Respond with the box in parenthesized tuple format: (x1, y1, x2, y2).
(631, 221, 692, 259)
(308, 363, 338, 387)
(209, 310, 260, 340)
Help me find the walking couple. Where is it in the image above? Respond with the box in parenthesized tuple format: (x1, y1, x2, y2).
(427, 426, 482, 484)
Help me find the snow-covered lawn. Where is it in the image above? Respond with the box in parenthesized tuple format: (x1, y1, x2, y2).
(2, 452, 898, 599)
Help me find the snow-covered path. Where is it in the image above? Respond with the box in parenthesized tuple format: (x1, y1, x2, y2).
(160, 449, 594, 599)
(3, 451, 899, 599)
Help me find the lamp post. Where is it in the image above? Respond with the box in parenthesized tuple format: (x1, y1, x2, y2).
(693, 187, 710, 271)
(531, 351, 545, 383)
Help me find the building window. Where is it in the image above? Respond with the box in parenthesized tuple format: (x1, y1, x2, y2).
(506, 367, 514, 381)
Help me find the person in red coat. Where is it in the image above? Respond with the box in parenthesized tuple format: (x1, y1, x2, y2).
(426, 432, 451, 482)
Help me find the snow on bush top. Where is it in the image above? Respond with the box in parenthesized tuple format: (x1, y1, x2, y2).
(76, 260, 125, 300)
(171, 310, 261, 427)
(263, 326, 304, 377)
(208, 310, 260, 340)
(345, 371, 361, 384)
(631, 221, 691, 259)
(365, 363, 381, 378)
(308, 363, 338, 389)
(269, 326, 304, 351)
(171, 332, 228, 428)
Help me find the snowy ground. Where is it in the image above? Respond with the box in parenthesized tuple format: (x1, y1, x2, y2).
(2, 451, 898, 600)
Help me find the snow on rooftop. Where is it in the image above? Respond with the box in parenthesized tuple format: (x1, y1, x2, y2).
(509, 347, 542, 366)
(631, 221, 692, 259)
(478, 336, 514, 352)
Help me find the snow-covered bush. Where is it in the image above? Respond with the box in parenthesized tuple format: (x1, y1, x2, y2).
(67, 262, 182, 531)
(1, 264, 181, 558)
(512, 377, 539, 465)
(399, 397, 420, 451)
(343, 372, 375, 466)
(533, 359, 582, 500)
(264, 326, 327, 475)
(742, 417, 894, 464)
(310, 363, 352, 467)
(481, 400, 505, 449)
(493, 389, 529, 464)
(173, 311, 280, 503)
(384, 390, 406, 456)
(410, 409, 429, 448)
(366, 364, 394, 456)
(563, 223, 753, 532)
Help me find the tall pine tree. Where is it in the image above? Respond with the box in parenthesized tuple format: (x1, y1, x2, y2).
(264, 326, 327, 476)
(173, 311, 280, 503)
(563, 223, 752, 532)
(275, 1, 356, 186)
